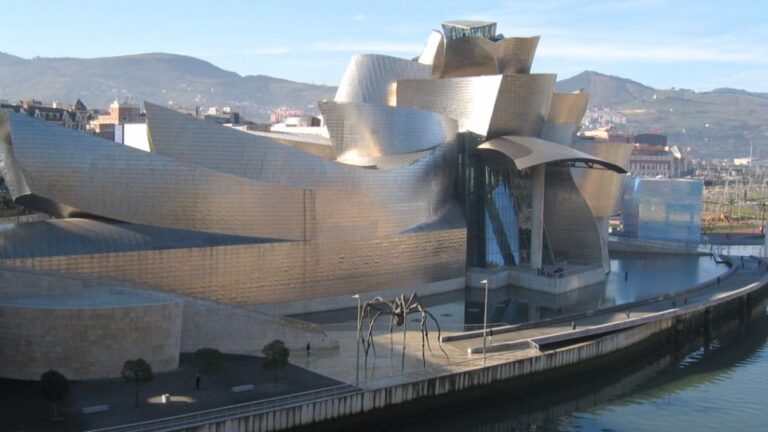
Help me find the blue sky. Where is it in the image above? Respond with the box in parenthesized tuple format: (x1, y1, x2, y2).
(2, 0, 767, 91)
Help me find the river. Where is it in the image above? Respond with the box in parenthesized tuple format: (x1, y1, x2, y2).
(413, 302, 768, 432)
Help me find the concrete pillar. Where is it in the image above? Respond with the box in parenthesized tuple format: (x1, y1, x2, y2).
(530, 164, 545, 269)
(764, 222, 768, 257)
(596, 216, 610, 274)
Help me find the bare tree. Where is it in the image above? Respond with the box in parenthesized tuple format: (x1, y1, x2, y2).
(121, 359, 154, 407)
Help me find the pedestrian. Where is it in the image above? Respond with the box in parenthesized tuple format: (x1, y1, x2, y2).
(306, 341, 311, 356)
(488, 327, 494, 344)
(195, 374, 201, 390)
(571, 321, 576, 330)
(625, 310, 631, 319)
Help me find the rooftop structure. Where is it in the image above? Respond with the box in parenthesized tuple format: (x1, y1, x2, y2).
(441, 20, 498, 40)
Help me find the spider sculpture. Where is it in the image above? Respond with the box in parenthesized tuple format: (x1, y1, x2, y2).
(358, 293, 448, 370)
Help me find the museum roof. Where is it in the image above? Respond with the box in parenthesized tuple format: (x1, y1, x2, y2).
(0, 218, 286, 260)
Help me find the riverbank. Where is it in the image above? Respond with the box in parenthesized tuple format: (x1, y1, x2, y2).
(87, 254, 768, 432)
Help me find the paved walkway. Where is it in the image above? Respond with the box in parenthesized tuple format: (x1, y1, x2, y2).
(291, 255, 767, 389)
(1, 354, 341, 432)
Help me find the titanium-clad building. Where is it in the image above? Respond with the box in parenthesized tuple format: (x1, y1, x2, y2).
(0, 19, 628, 379)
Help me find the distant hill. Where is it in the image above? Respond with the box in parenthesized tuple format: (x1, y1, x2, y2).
(556, 71, 768, 159)
(0, 52, 336, 121)
(555, 70, 655, 106)
(0, 52, 765, 159)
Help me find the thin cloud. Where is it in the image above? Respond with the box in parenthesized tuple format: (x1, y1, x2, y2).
(240, 47, 289, 55)
(311, 41, 422, 53)
(192, 47, 289, 57)
(353, 13, 367, 21)
(537, 41, 768, 64)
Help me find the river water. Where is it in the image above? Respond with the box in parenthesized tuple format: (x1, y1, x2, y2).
(413, 303, 768, 432)
(296, 253, 730, 331)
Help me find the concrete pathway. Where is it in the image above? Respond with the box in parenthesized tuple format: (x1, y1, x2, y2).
(291, 255, 767, 390)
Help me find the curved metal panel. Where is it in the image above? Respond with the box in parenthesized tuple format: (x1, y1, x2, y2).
(0, 113, 31, 198)
(417, 30, 445, 66)
(433, 37, 498, 78)
(243, 130, 335, 159)
(432, 36, 539, 78)
(319, 101, 457, 158)
(540, 93, 588, 145)
(548, 92, 589, 125)
(477, 136, 627, 173)
(395, 74, 555, 138)
(0, 218, 280, 260)
(334, 54, 432, 105)
(1, 111, 309, 240)
(487, 74, 556, 138)
(571, 140, 633, 216)
(145, 103, 460, 240)
(540, 123, 578, 146)
(543, 165, 603, 265)
(496, 37, 539, 75)
(395, 75, 502, 135)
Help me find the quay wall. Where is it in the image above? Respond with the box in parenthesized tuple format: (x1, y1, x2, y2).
(177, 319, 674, 432)
(101, 271, 768, 432)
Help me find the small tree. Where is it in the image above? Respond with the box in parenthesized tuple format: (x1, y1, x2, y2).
(262, 340, 290, 387)
(121, 359, 154, 407)
(40, 370, 69, 421)
(195, 347, 224, 374)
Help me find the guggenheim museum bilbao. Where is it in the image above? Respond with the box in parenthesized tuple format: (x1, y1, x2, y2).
(0, 20, 631, 380)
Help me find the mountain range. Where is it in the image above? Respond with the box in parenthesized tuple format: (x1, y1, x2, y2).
(1, 51, 766, 159)
(0, 51, 335, 122)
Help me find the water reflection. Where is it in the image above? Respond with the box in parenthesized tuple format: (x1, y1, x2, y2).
(295, 253, 729, 329)
(410, 303, 768, 432)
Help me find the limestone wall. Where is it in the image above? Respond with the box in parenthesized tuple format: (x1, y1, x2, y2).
(0, 300, 182, 380)
(0, 267, 182, 380)
(180, 298, 337, 352)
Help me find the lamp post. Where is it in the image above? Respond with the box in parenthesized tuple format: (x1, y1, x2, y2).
(352, 294, 361, 387)
(481, 279, 489, 365)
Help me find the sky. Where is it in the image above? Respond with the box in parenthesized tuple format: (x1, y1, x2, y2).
(2, 0, 767, 91)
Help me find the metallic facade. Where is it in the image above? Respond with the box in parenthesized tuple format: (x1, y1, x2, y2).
(433, 36, 540, 78)
(334, 54, 432, 105)
(478, 136, 626, 172)
(319, 100, 457, 158)
(395, 74, 556, 138)
(0, 18, 629, 314)
(145, 103, 458, 241)
(0, 111, 309, 240)
(571, 140, 633, 217)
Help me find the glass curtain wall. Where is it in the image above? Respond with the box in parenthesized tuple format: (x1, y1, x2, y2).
(460, 144, 535, 268)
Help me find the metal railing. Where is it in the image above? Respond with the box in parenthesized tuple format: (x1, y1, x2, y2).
(86, 384, 360, 432)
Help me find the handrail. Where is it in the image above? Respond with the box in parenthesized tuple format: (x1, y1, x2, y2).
(86, 384, 360, 432)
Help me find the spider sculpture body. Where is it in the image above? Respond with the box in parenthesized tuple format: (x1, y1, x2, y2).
(358, 293, 448, 370)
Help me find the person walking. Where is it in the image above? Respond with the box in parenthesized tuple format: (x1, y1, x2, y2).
(195, 374, 201, 390)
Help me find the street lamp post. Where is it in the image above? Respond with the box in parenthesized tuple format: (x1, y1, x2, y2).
(481, 279, 489, 365)
(352, 294, 361, 387)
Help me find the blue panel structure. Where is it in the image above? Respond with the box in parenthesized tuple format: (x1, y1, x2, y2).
(621, 177, 703, 242)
